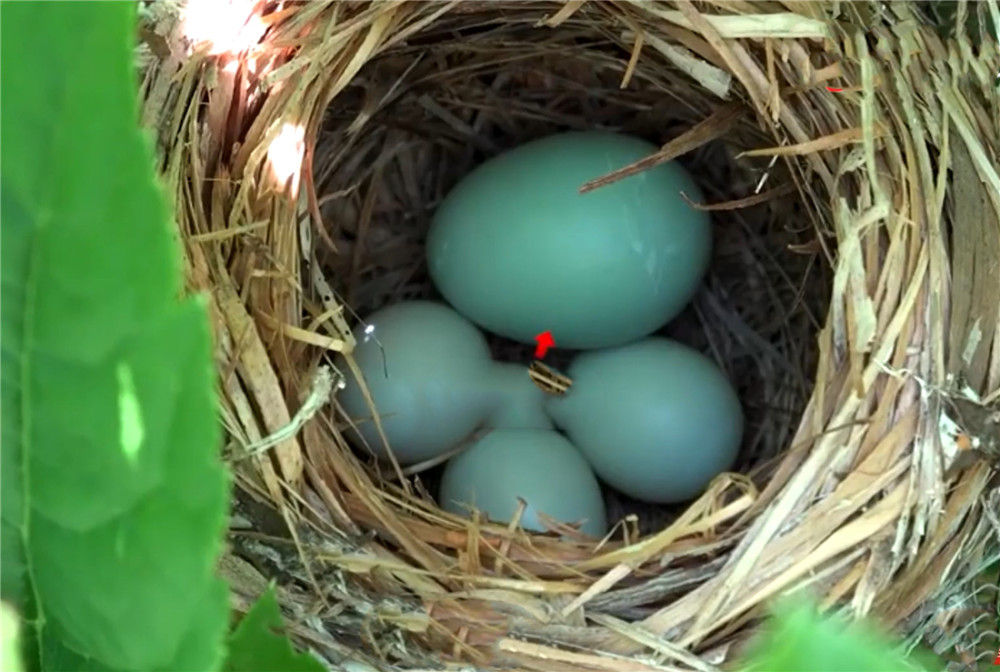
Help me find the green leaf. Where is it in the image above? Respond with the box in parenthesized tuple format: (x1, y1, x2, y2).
(740, 598, 939, 672)
(225, 587, 326, 672)
(1, 2, 230, 670)
(39, 631, 111, 672)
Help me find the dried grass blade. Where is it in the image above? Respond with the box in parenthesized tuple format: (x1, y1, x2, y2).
(580, 103, 744, 193)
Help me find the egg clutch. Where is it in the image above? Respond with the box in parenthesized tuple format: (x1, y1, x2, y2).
(337, 131, 743, 537)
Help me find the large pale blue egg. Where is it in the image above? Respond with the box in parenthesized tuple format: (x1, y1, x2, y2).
(546, 338, 743, 504)
(336, 301, 495, 466)
(439, 429, 606, 536)
(426, 131, 711, 349)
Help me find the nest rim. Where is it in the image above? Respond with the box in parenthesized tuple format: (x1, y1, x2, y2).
(140, 1, 1000, 669)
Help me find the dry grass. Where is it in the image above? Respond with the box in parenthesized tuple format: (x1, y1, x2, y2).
(138, 1, 1000, 670)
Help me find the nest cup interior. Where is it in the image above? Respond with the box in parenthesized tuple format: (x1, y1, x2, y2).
(316, 15, 829, 536)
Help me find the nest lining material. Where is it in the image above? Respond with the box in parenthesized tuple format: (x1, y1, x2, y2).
(139, 1, 1000, 670)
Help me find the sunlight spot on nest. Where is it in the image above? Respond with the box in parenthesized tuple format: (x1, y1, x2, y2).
(267, 123, 306, 193)
(223, 54, 265, 78)
(181, 0, 266, 56)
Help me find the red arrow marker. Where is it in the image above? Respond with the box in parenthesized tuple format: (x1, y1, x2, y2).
(826, 86, 843, 92)
(534, 331, 555, 359)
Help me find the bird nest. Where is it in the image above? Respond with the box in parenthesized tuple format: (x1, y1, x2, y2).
(138, 1, 1000, 670)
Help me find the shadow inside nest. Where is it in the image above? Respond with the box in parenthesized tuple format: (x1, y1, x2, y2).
(312, 20, 832, 538)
